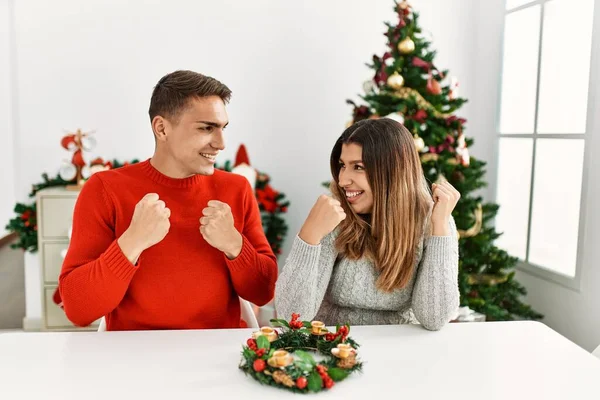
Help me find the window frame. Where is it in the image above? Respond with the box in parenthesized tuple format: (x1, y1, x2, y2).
(493, 0, 598, 291)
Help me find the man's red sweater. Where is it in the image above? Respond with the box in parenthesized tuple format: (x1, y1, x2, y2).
(59, 160, 277, 330)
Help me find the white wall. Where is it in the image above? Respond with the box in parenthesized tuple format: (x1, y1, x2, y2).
(12, 0, 478, 253)
(0, 0, 16, 237)
(472, 1, 506, 202)
(9, 0, 479, 323)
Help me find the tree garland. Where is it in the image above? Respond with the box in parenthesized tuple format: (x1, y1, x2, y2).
(5, 159, 289, 257)
(239, 314, 362, 393)
(5, 160, 137, 252)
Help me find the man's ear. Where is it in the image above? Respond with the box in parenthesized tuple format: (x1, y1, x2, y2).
(152, 116, 168, 142)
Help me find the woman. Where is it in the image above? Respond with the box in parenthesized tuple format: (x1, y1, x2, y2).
(275, 118, 460, 330)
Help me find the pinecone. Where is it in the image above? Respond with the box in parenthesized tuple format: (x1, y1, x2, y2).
(272, 371, 295, 387)
(337, 354, 357, 369)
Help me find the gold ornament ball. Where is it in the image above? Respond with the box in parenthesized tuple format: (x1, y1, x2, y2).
(387, 72, 405, 90)
(398, 37, 415, 54)
(414, 135, 425, 152)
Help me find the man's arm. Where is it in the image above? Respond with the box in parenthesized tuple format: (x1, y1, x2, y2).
(59, 175, 138, 327)
(59, 176, 171, 327)
(225, 181, 278, 306)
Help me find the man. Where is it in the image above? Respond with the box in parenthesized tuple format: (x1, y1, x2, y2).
(59, 70, 277, 330)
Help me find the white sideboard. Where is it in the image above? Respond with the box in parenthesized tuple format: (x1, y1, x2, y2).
(36, 187, 98, 331)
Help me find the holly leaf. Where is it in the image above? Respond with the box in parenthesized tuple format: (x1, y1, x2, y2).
(307, 371, 323, 392)
(256, 335, 270, 350)
(327, 367, 350, 382)
(242, 347, 255, 358)
(294, 361, 313, 372)
(270, 318, 290, 328)
(302, 321, 312, 328)
(294, 350, 316, 366)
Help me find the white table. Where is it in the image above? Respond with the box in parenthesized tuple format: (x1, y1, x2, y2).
(1, 321, 599, 399)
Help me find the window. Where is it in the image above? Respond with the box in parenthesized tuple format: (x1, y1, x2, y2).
(495, 0, 595, 287)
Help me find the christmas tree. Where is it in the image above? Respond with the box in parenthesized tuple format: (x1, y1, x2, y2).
(346, 1, 542, 321)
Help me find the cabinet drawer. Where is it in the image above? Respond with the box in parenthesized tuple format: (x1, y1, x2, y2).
(44, 286, 74, 329)
(40, 197, 77, 238)
(44, 286, 98, 331)
(42, 242, 69, 283)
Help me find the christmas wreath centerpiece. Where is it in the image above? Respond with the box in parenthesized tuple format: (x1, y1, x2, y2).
(239, 314, 362, 393)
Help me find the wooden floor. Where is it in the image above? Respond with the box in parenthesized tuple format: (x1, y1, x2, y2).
(0, 240, 25, 329)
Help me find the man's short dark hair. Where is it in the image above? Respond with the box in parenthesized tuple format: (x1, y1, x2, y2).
(148, 70, 232, 122)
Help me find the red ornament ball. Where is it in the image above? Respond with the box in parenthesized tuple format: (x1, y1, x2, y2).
(296, 376, 308, 389)
(253, 359, 266, 372)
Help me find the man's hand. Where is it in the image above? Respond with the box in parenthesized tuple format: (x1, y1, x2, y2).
(200, 200, 243, 259)
(118, 193, 171, 264)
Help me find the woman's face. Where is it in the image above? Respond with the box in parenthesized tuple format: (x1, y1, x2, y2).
(338, 143, 374, 214)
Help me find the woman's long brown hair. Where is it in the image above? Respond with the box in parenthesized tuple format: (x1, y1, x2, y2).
(330, 118, 432, 292)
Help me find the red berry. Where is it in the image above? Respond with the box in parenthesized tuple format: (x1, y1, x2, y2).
(296, 376, 308, 389)
(324, 378, 334, 389)
(316, 365, 327, 373)
(247, 338, 256, 347)
(291, 321, 303, 329)
(255, 348, 265, 357)
(253, 359, 266, 372)
(325, 333, 335, 341)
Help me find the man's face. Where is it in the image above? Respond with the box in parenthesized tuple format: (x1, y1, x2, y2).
(159, 96, 229, 176)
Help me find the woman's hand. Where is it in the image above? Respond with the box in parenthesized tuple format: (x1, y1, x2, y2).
(431, 181, 460, 236)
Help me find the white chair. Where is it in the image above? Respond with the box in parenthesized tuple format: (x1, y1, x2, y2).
(592, 344, 600, 359)
(97, 317, 107, 332)
(240, 297, 259, 329)
(97, 297, 258, 332)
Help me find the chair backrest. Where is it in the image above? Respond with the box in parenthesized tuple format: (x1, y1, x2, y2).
(97, 297, 259, 332)
(97, 317, 107, 332)
(240, 298, 259, 328)
(593, 344, 600, 359)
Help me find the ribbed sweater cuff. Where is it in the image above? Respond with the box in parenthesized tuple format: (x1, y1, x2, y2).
(286, 235, 321, 273)
(225, 235, 255, 272)
(102, 240, 138, 281)
(424, 235, 458, 268)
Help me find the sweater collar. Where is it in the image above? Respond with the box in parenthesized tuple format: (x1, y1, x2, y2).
(140, 159, 205, 189)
